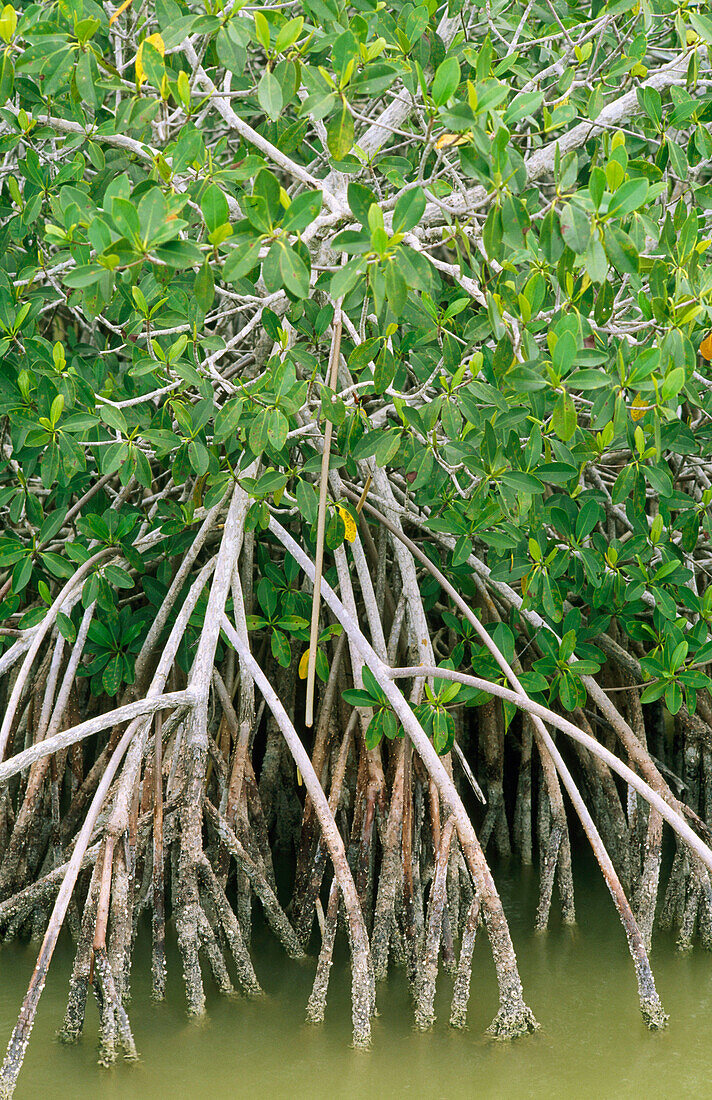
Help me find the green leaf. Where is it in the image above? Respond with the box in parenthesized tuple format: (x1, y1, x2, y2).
(608, 178, 648, 217)
(214, 399, 243, 442)
(374, 430, 401, 466)
(0, 52, 13, 106)
(103, 654, 123, 696)
(138, 188, 168, 246)
(662, 367, 685, 401)
(154, 240, 204, 268)
(104, 564, 134, 590)
(258, 70, 283, 122)
(347, 182, 376, 225)
(365, 709, 385, 750)
(296, 479, 318, 524)
(76, 50, 99, 108)
(540, 208, 565, 263)
(432, 56, 460, 106)
(279, 242, 310, 297)
(275, 16, 304, 52)
(640, 680, 668, 704)
(603, 225, 639, 274)
(504, 90, 543, 125)
(690, 12, 712, 42)
(362, 663, 387, 705)
(384, 258, 407, 316)
(326, 102, 354, 160)
(664, 680, 683, 715)
(271, 628, 291, 667)
(223, 238, 263, 283)
(63, 264, 105, 288)
(254, 12, 270, 49)
(194, 259, 215, 313)
(188, 439, 209, 475)
(39, 509, 66, 544)
(343, 687, 378, 707)
(100, 405, 127, 434)
(393, 187, 425, 233)
(56, 612, 76, 644)
(382, 708, 399, 741)
(281, 191, 323, 234)
(12, 554, 33, 593)
(266, 407, 288, 449)
(373, 349, 397, 393)
(201, 183, 229, 233)
(432, 708, 454, 753)
(502, 471, 544, 495)
(584, 237, 608, 283)
(330, 257, 364, 299)
(551, 391, 577, 441)
(138, 41, 165, 89)
(559, 203, 590, 253)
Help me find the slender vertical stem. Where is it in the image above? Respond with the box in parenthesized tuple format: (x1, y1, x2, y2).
(92, 835, 116, 953)
(152, 711, 165, 1000)
(305, 312, 342, 727)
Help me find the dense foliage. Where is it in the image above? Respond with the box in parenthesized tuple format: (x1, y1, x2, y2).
(3, 0, 712, 724)
(2, 0, 712, 1092)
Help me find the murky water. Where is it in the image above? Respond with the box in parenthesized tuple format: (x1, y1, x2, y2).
(2, 858, 711, 1100)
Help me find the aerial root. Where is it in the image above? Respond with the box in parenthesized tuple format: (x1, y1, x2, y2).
(450, 896, 481, 1029)
(93, 947, 138, 1066)
(196, 854, 262, 996)
(414, 818, 456, 1030)
(8, 483, 712, 1098)
(306, 879, 339, 1025)
(486, 1002, 540, 1040)
(640, 994, 669, 1032)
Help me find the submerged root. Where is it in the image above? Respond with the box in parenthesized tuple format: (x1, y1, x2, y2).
(414, 818, 455, 1030)
(450, 896, 481, 1029)
(640, 995, 669, 1031)
(486, 998, 540, 1040)
(196, 855, 262, 996)
(93, 948, 138, 1066)
(306, 880, 339, 1025)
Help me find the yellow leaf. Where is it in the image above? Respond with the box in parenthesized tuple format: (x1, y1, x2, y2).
(630, 395, 650, 421)
(435, 132, 469, 150)
(700, 332, 712, 361)
(337, 505, 357, 542)
(109, 0, 132, 25)
(298, 649, 310, 679)
(135, 32, 165, 85)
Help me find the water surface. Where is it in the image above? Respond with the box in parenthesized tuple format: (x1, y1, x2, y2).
(2, 860, 710, 1099)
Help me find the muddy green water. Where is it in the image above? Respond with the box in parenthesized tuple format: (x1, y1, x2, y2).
(2, 859, 711, 1100)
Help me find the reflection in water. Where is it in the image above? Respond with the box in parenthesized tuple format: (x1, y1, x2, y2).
(1, 858, 711, 1100)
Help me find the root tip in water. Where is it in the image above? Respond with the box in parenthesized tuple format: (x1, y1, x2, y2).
(641, 999, 669, 1031)
(414, 1009, 436, 1031)
(351, 1033, 372, 1051)
(486, 1003, 540, 1040)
